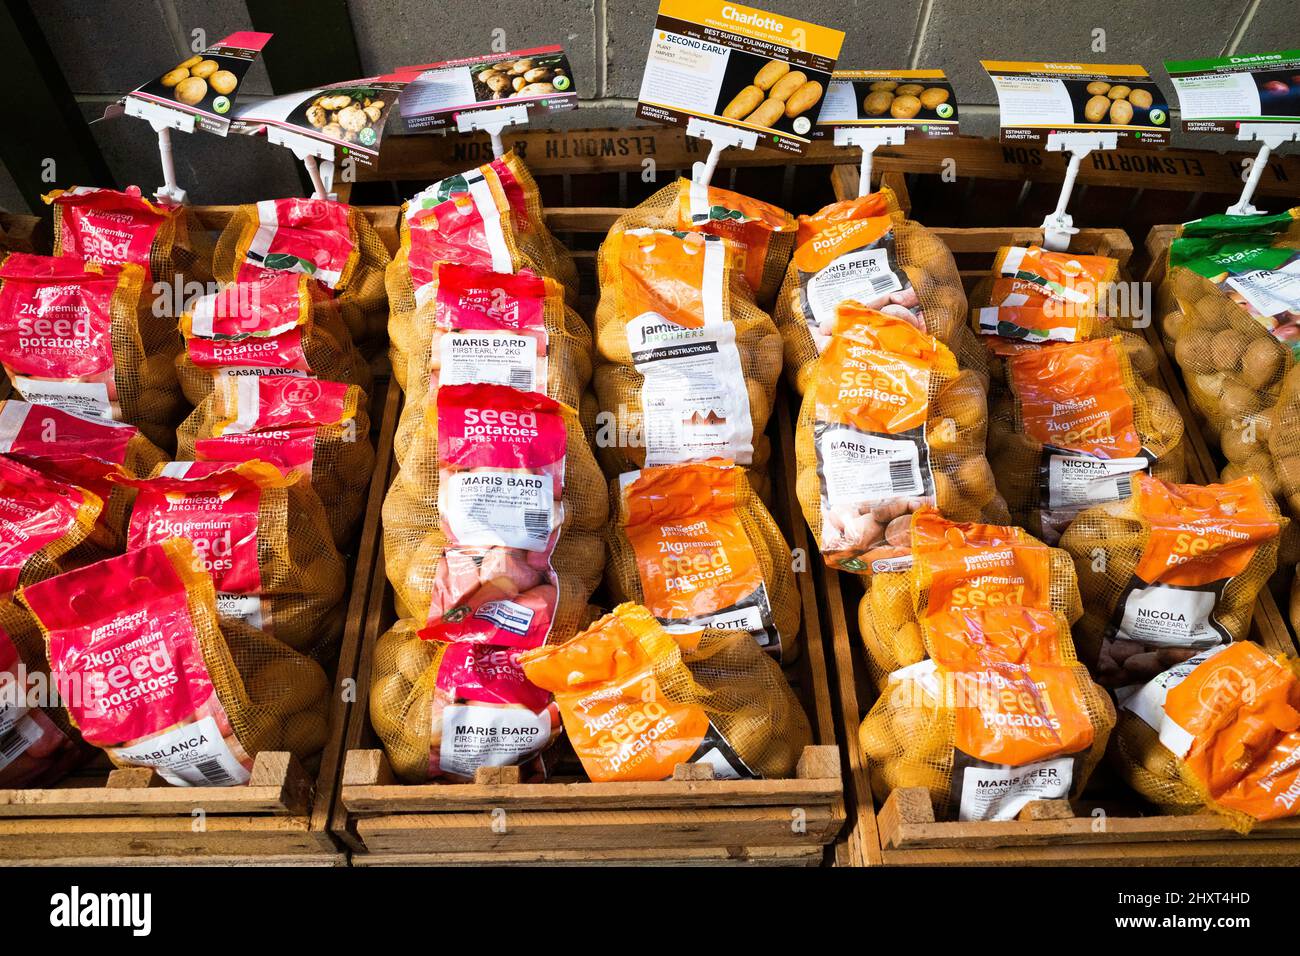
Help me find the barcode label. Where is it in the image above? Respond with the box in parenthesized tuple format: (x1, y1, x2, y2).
(0, 717, 42, 771)
(865, 273, 900, 296)
(509, 367, 534, 390)
(194, 758, 236, 785)
(889, 459, 916, 493)
(1115, 474, 1134, 499)
(524, 509, 551, 540)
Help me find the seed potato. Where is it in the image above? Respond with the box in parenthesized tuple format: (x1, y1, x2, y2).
(784, 81, 823, 118)
(1107, 85, 1132, 100)
(769, 70, 808, 102)
(754, 59, 792, 91)
(1084, 95, 1110, 122)
(724, 84, 764, 119)
(864, 91, 894, 115)
(919, 87, 949, 109)
(1086, 81, 1111, 95)
(1109, 98, 1134, 125)
(1128, 88, 1153, 109)
(890, 94, 921, 119)
(745, 97, 787, 127)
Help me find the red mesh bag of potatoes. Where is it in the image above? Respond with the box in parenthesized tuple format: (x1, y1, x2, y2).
(21, 539, 332, 784)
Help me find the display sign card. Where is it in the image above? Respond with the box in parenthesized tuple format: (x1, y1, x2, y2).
(982, 60, 1170, 145)
(1167, 51, 1300, 133)
(636, 0, 844, 154)
(231, 73, 411, 167)
(398, 46, 577, 132)
(120, 31, 272, 135)
(816, 69, 957, 137)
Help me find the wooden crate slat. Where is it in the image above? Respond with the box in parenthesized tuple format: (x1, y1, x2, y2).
(355, 805, 842, 855)
(342, 775, 841, 814)
(349, 845, 824, 867)
(367, 129, 1300, 200)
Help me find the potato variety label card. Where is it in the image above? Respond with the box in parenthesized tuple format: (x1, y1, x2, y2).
(636, 0, 844, 154)
(816, 69, 958, 137)
(397, 46, 578, 132)
(982, 60, 1170, 145)
(232, 73, 410, 168)
(122, 31, 272, 135)
(1166, 51, 1300, 133)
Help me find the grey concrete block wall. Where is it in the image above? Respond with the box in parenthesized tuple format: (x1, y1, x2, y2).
(3, 0, 1297, 211)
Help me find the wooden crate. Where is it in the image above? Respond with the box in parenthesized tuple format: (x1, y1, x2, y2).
(823, 220, 1300, 867)
(0, 208, 401, 864)
(335, 207, 845, 866)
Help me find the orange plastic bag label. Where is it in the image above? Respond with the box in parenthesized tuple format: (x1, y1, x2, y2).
(916, 543, 1054, 615)
(620, 460, 779, 656)
(1143, 641, 1300, 821)
(1010, 337, 1149, 539)
(520, 604, 756, 782)
(992, 246, 1117, 306)
(813, 308, 954, 570)
(674, 179, 793, 294)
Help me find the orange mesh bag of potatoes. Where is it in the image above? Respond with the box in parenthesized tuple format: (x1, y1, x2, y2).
(610, 178, 796, 301)
(1061, 473, 1283, 691)
(176, 270, 370, 405)
(408, 153, 578, 295)
(606, 459, 800, 661)
(521, 603, 812, 781)
(796, 304, 1000, 573)
(0, 253, 182, 450)
(0, 597, 91, 787)
(969, 245, 1157, 388)
(383, 384, 606, 648)
(857, 509, 1082, 688)
(21, 539, 331, 784)
(44, 184, 213, 348)
(988, 335, 1185, 542)
(118, 460, 345, 658)
(369, 618, 562, 783)
(177, 375, 374, 548)
(213, 197, 390, 341)
(774, 188, 970, 394)
(1161, 209, 1300, 456)
(393, 263, 591, 461)
(1112, 640, 1300, 829)
(0, 400, 166, 556)
(859, 581, 1113, 820)
(592, 228, 780, 478)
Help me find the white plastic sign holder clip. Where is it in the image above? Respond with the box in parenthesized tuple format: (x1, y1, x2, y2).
(124, 96, 197, 204)
(266, 125, 337, 201)
(686, 116, 758, 189)
(833, 127, 907, 197)
(1227, 123, 1300, 216)
(457, 103, 530, 159)
(1040, 130, 1117, 251)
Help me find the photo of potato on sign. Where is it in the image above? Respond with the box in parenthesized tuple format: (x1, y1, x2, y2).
(713, 51, 828, 137)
